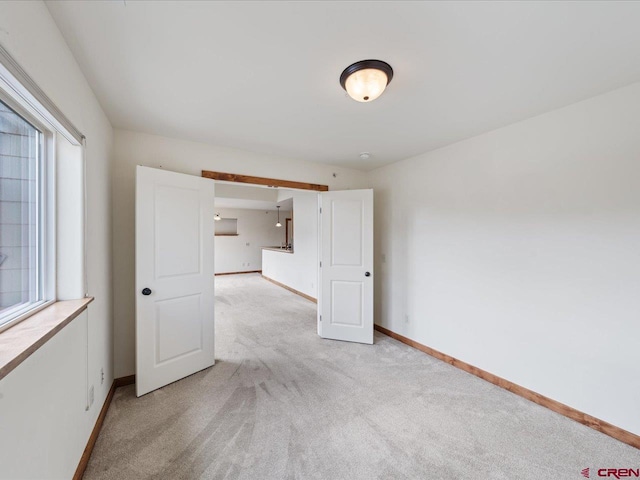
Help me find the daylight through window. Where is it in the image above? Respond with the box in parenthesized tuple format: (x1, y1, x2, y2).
(0, 99, 46, 327)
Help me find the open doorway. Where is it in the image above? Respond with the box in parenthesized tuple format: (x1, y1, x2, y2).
(213, 182, 319, 305)
(135, 167, 373, 395)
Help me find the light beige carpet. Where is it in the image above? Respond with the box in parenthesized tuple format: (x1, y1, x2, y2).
(85, 273, 640, 479)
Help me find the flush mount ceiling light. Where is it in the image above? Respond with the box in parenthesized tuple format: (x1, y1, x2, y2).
(276, 206, 282, 227)
(214, 213, 221, 221)
(340, 59, 394, 103)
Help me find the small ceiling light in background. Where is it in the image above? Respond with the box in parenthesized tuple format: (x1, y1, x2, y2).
(276, 206, 282, 227)
(214, 213, 221, 221)
(359, 152, 371, 160)
(340, 59, 393, 103)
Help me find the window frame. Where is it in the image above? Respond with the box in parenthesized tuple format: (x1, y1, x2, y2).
(0, 88, 56, 333)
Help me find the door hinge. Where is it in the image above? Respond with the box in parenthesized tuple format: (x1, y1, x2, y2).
(319, 261, 322, 268)
(319, 207, 322, 214)
(320, 315, 322, 322)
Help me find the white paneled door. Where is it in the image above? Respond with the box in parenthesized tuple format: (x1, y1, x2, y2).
(319, 189, 374, 344)
(135, 166, 215, 396)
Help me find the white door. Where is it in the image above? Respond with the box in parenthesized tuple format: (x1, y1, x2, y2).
(136, 166, 215, 396)
(318, 189, 374, 344)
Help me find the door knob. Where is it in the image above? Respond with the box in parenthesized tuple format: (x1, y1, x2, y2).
(365, 272, 371, 277)
(142, 288, 152, 295)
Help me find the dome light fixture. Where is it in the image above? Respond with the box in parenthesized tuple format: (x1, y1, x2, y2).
(340, 59, 394, 103)
(276, 206, 282, 227)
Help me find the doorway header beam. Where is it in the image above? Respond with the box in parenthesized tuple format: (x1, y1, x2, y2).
(202, 171, 329, 192)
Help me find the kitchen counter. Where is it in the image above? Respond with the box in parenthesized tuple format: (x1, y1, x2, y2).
(262, 246, 294, 254)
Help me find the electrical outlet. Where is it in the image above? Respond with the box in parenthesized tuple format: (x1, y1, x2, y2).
(89, 385, 95, 407)
(381, 253, 386, 263)
(101, 368, 104, 385)
(247, 262, 250, 266)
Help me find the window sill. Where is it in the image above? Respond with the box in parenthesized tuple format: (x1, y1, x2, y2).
(0, 297, 94, 381)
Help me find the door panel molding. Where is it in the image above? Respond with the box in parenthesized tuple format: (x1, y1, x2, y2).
(319, 189, 373, 344)
(136, 166, 215, 396)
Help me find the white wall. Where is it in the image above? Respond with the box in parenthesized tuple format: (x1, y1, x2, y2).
(262, 191, 319, 299)
(214, 207, 291, 274)
(113, 129, 367, 377)
(0, 311, 90, 480)
(0, 1, 113, 478)
(370, 82, 640, 436)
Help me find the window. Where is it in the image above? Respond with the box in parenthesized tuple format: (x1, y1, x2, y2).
(0, 98, 51, 329)
(0, 45, 85, 334)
